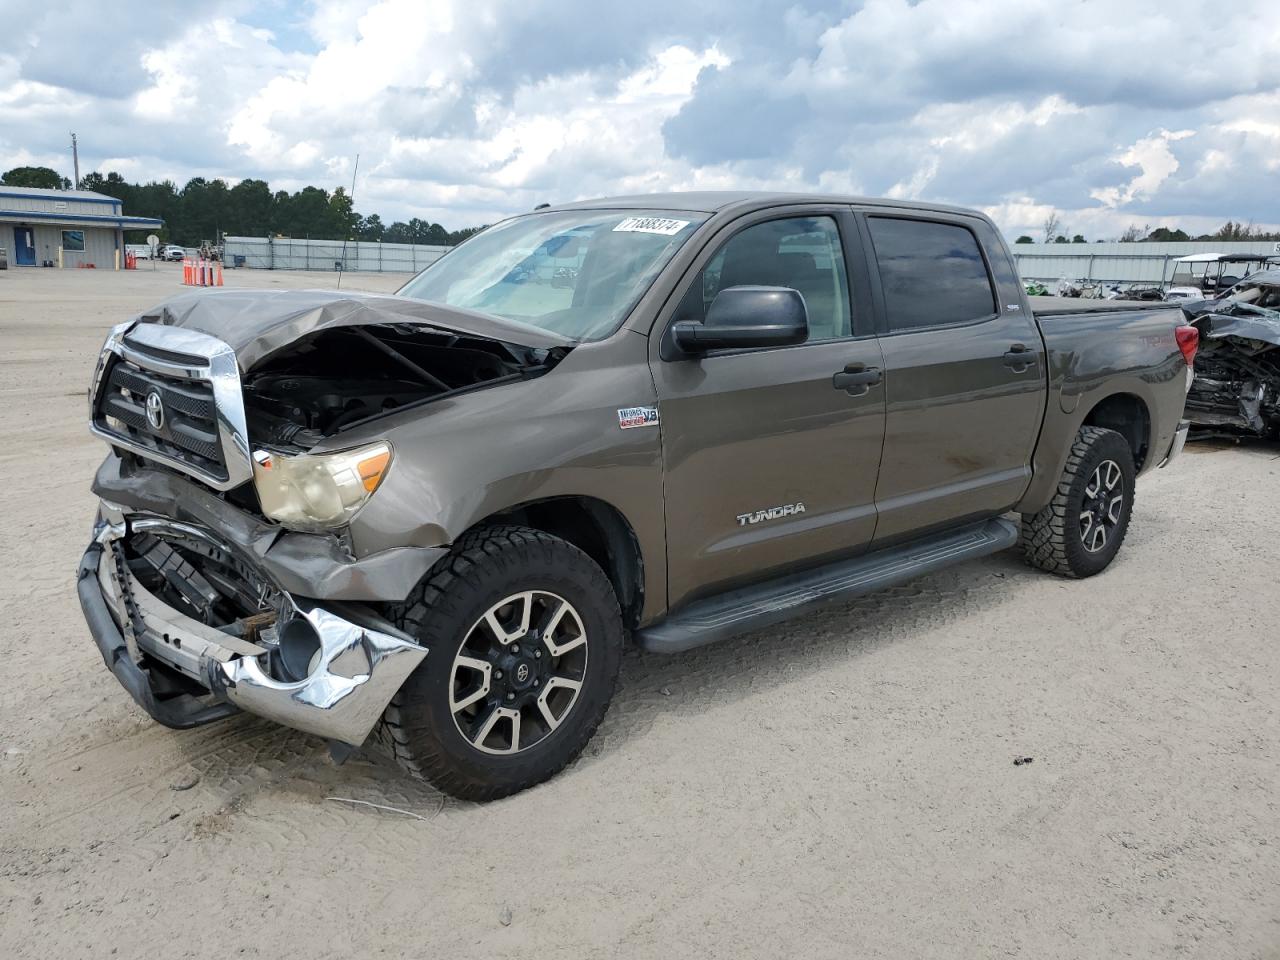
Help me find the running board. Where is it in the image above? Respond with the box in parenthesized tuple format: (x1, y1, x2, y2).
(636, 517, 1019, 654)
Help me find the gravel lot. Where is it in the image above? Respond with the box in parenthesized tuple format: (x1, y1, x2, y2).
(2, 264, 1278, 959)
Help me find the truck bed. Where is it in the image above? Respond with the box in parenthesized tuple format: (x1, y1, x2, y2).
(1028, 296, 1176, 316)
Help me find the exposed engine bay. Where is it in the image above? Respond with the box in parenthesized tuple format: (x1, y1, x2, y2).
(1183, 279, 1280, 439)
(126, 529, 280, 631)
(242, 323, 566, 452)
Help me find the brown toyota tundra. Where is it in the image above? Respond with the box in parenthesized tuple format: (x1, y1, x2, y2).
(78, 193, 1197, 799)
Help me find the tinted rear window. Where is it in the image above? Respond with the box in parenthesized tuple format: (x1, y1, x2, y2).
(868, 217, 996, 331)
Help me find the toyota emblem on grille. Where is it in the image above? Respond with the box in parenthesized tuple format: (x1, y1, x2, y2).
(145, 390, 165, 430)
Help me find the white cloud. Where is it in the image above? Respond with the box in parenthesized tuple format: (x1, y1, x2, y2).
(1, 0, 1279, 238)
(1090, 129, 1196, 207)
(375, 42, 727, 217)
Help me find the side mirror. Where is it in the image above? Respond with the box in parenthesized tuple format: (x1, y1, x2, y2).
(670, 286, 809, 355)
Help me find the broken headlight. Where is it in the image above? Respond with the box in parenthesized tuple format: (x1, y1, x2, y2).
(251, 442, 391, 531)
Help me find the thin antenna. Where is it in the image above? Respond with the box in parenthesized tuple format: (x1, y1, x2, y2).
(336, 153, 359, 290)
(70, 133, 80, 189)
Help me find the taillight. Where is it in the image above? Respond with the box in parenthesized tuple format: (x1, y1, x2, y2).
(1175, 325, 1199, 366)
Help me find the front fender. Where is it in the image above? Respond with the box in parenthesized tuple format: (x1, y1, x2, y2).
(338, 337, 668, 618)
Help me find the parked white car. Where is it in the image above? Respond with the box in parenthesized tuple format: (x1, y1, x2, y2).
(160, 244, 186, 262)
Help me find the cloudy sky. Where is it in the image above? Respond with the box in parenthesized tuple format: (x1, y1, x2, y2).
(2, 0, 1278, 238)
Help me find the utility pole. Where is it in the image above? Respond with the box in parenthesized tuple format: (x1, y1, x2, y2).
(336, 153, 359, 290)
(70, 132, 80, 189)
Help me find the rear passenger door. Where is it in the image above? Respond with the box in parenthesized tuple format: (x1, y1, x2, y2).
(860, 212, 1046, 543)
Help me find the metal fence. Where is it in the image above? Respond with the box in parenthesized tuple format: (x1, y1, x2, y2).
(224, 234, 1280, 286)
(1014, 240, 1280, 285)
(223, 236, 452, 273)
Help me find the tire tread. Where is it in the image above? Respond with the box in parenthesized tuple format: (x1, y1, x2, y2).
(1020, 425, 1135, 578)
(381, 524, 621, 801)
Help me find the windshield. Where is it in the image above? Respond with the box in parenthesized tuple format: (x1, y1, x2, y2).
(397, 209, 706, 341)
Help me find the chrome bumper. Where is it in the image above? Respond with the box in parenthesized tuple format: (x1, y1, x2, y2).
(80, 507, 427, 747)
(1160, 419, 1191, 468)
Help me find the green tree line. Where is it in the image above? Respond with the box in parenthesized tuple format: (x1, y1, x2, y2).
(1, 165, 485, 247)
(1015, 222, 1280, 244)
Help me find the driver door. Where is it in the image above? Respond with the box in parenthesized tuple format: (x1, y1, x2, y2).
(650, 208, 887, 609)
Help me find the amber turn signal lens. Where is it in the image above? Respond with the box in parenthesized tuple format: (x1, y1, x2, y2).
(358, 451, 391, 493)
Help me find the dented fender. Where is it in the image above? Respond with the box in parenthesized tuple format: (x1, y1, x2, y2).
(92, 454, 448, 603)
(326, 335, 671, 622)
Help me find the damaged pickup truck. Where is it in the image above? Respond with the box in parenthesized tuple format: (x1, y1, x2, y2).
(79, 193, 1196, 800)
(1181, 269, 1280, 439)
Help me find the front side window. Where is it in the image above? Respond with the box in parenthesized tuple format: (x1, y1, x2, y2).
(867, 217, 996, 331)
(62, 230, 85, 252)
(676, 216, 852, 341)
(398, 210, 706, 342)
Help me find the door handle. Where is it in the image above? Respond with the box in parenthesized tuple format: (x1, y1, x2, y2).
(1003, 344, 1037, 371)
(832, 363, 882, 395)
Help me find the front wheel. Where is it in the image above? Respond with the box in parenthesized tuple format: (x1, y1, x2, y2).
(1020, 425, 1136, 578)
(382, 525, 623, 801)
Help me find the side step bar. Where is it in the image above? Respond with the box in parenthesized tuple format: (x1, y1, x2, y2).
(636, 517, 1019, 654)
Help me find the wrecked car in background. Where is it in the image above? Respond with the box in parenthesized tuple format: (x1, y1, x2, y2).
(1182, 269, 1280, 439)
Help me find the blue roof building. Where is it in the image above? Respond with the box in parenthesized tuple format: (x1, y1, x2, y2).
(0, 185, 163, 268)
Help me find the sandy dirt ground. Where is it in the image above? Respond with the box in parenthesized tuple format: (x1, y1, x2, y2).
(1, 264, 1278, 959)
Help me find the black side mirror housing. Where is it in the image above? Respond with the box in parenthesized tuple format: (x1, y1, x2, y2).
(670, 286, 809, 356)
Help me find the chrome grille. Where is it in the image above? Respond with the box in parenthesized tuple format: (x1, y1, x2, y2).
(97, 359, 224, 473)
(88, 323, 252, 490)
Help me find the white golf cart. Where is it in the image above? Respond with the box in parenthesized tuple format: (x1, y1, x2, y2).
(1164, 253, 1280, 302)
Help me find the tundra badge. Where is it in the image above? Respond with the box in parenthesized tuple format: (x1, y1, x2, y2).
(736, 502, 806, 526)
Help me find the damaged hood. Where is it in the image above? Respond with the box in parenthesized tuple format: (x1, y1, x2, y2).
(131, 288, 575, 370)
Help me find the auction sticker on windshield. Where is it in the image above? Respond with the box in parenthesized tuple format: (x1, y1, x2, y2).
(613, 217, 690, 236)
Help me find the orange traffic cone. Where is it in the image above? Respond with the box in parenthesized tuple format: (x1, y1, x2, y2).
(215, 261, 224, 286)
(183, 258, 189, 284)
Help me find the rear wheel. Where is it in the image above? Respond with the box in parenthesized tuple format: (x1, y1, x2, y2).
(1020, 426, 1136, 578)
(382, 525, 623, 801)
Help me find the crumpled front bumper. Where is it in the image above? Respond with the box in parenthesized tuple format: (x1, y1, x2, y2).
(78, 506, 427, 747)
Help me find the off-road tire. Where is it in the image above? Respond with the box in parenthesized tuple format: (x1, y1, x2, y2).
(381, 525, 623, 801)
(1020, 426, 1136, 578)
